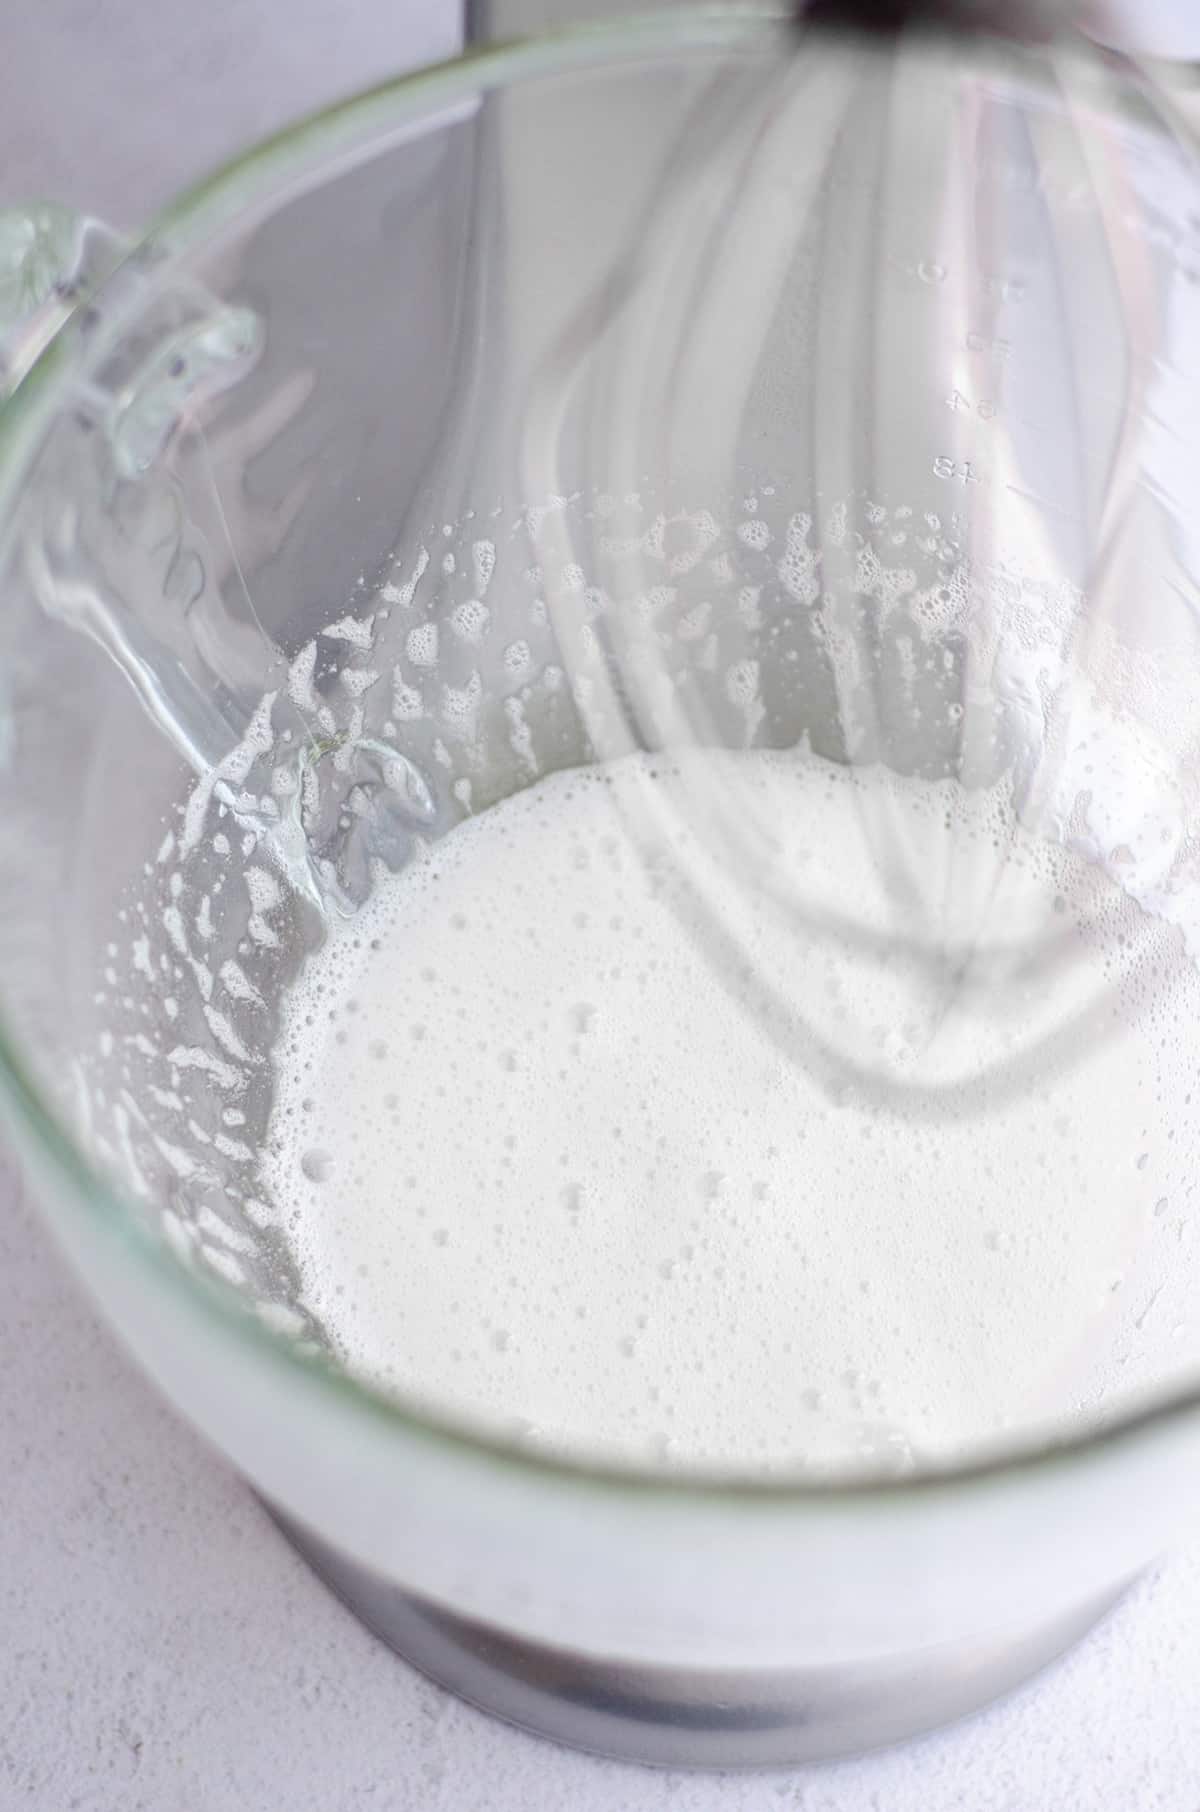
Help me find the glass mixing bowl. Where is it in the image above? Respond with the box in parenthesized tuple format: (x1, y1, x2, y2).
(2, 6, 1200, 1767)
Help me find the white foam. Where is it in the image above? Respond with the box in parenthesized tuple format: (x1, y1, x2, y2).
(263, 749, 1194, 1475)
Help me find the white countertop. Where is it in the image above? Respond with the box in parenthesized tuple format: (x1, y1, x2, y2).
(5, 1144, 1200, 1811)
(4, 5, 1200, 1806)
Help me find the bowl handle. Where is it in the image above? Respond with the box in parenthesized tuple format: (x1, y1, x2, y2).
(0, 204, 126, 400)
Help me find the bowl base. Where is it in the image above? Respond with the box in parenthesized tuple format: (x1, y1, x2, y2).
(267, 1502, 1131, 1769)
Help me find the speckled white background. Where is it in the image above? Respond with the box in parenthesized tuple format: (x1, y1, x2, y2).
(4, 5, 1200, 1807)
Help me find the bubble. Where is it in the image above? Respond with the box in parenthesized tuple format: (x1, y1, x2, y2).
(724, 659, 760, 709)
(405, 623, 439, 669)
(736, 518, 771, 551)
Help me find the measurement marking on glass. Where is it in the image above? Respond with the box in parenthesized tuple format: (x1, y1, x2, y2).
(966, 331, 1010, 362)
(946, 390, 997, 419)
(934, 457, 982, 484)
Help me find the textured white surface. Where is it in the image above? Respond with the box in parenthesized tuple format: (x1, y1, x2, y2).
(4, 4, 1200, 1807)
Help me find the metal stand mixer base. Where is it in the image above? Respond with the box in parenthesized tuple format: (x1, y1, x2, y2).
(268, 1504, 1131, 1769)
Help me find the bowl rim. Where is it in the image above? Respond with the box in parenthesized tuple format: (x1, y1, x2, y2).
(2, 3, 1197, 1510)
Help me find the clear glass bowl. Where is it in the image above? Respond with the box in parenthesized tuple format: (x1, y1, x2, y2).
(2, 7, 1200, 1766)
